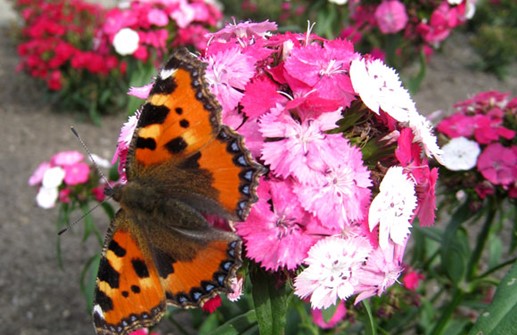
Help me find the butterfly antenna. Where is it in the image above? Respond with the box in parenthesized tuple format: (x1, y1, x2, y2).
(70, 126, 113, 191)
(57, 200, 108, 235)
(59, 127, 116, 236)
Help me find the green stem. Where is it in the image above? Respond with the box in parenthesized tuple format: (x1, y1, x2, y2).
(466, 204, 497, 281)
(476, 256, 517, 280)
(430, 288, 465, 335)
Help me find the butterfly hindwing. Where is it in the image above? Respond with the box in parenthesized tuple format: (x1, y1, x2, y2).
(196, 126, 263, 220)
(93, 211, 166, 335)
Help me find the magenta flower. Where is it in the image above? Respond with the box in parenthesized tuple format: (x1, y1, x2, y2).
(403, 270, 425, 291)
(63, 162, 91, 186)
(477, 143, 517, 186)
(236, 179, 317, 271)
(283, 40, 357, 110)
(375, 0, 408, 34)
(311, 301, 347, 329)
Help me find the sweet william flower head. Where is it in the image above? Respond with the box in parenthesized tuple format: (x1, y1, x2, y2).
(350, 58, 416, 123)
(477, 143, 517, 186)
(63, 162, 91, 186)
(237, 179, 317, 271)
(441, 136, 480, 171)
(375, 0, 408, 34)
(295, 236, 372, 309)
(369, 166, 417, 249)
(42, 166, 66, 188)
(36, 186, 59, 209)
(113, 28, 140, 56)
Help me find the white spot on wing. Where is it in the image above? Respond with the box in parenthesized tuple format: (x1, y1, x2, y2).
(93, 304, 104, 318)
(160, 68, 177, 80)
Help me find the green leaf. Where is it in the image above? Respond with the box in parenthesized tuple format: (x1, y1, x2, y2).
(468, 262, 517, 335)
(361, 300, 377, 335)
(80, 253, 101, 311)
(441, 203, 473, 285)
(204, 310, 258, 335)
(251, 266, 290, 335)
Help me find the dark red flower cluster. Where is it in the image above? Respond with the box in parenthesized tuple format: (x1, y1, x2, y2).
(16, 0, 124, 91)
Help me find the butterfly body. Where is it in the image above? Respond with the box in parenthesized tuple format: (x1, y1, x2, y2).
(92, 48, 262, 335)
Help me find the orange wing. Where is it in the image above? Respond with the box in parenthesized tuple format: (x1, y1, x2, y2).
(93, 211, 165, 335)
(128, 48, 220, 174)
(196, 126, 263, 220)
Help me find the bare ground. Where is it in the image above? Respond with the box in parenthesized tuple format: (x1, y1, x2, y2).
(0, 3, 516, 334)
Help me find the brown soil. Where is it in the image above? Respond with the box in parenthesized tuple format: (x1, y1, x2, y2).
(0, 3, 516, 335)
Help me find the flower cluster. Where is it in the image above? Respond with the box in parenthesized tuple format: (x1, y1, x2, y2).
(14, 0, 223, 121)
(28, 150, 110, 209)
(436, 91, 517, 205)
(118, 20, 441, 313)
(340, 0, 476, 66)
(16, 0, 121, 91)
(96, 0, 223, 62)
(227, 0, 475, 70)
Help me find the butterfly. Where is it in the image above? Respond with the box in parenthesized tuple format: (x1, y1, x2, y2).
(92, 48, 262, 335)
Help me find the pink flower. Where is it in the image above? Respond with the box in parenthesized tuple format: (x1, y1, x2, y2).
(402, 270, 424, 291)
(375, 0, 408, 34)
(259, 108, 344, 184)
(128, 84, 153, 100)
(311, 301, 347, 329)
(354, 241, 405, 303)
(227, 276, 244, 302)
(477, 143, 517, 186)
(63, 162, 90, 185)
(237, 179, 317, 271)
(208, 20, 277, 43)
(283, 40, 357, 110)
(28, 161, 50, 186)
(51, 150, 84, 166)
(147, 8, 168, 26)
(204, 47, 255, 123)
(294, 137, 372, 230)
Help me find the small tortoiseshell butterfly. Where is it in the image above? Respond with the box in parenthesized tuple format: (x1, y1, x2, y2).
(92, 48, 262, 335)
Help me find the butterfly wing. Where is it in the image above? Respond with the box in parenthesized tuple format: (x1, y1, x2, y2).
(128, 48, 220, 173)
(93, 210, 166, 335)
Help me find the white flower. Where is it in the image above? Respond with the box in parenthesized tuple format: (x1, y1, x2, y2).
(294, 236, 372, 309)
(465, 0, 476, 19)
(112, 28, 140, 56)
(447, 0, 463, 5)
(36, 186, 59, 209)
(328, 0, 348, 4)
(408, 111, 443, 160)
(89, 154, 111, 169)
(369, 167, 417, 249)
(350, 58, 416, 123)
(42, 167, 65, 188)
(440, 137, 480, 171)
